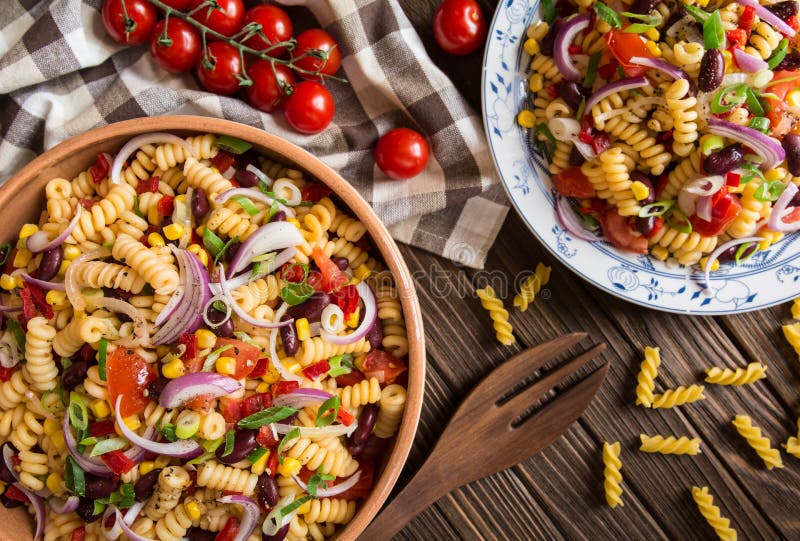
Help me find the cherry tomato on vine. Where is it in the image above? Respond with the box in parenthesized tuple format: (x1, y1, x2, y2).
(102, 0, 157, 46)
(149, 18, 201, 73)
(196, 41, 244, 95)
(245, 60, 295, 112)
(292, 29, 342, 80)
(187, 0, 245, 38)
(242, 5, 293, 58)
(284, 81, 335, 134)
(158, 0, 191, 10)
(374, 128, 430, 180)
(432, 0, 487, 55)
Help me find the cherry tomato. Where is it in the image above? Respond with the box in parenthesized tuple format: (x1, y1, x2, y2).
(256, 425, 279, 448)
(551, 166, 596, 198)
(604, 29, 653, 76)
(690, 191, 742, 237)
(597, 210, 648, 254)
(188, 0, 245, 37)
(213, 337, 261, 379)
(374, 128, 429, 180)
(196, 41, 244, 95)
(71, 527, 86, 541)
(106, 348, 156, 417)
(433, 0, 487, 55)
(360, 350, 407, 385)
(159, 0, 191, 10)
(245, 60, 295, 112)
(292, 29, 342, 80)
(102, 0, 157, 46)
(242, 5, 293, 57)
(149, 18, 201, 74)
(284, 81, 335, 134)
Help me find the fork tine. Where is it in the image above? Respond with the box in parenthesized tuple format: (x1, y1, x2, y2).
(501, 343, 607, 417)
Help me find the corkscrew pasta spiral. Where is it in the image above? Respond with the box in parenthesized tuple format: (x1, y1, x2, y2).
(295, 337, 371, 367)
(602, 441, 623, 508)
(634, 346, 661, 407)
(22, 316, 58, 392)
(67, 183, 137, 244)
(639, 434, 701, 455)
(665, 79, 698, 157)
(112, 233, 180, 295)
(704, 362, 767, 386)
(145, 466, 192, 520)
(334, 378, 381, 409)
(183, 157, 234, 199)
(206, 204, 259, 240)
(513, 263, 551, 312)
(283, 436, 359, 477)
(374, 384, 407, 439)
(692, 486, 737, 541)
(651, 385, 705, 409)
(731, 414, 783, 469)
(476, 286, 515, 345)
(196, 461, 259, 496)
(303, 499, 357, 524)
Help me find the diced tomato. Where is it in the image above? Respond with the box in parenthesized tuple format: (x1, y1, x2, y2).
(271, 380, 299, 396)
(186, 394, 214, 413)
(739, 6, 756, 32)
(605, 29, 651, 76)
(591, 133, 610, 155)
(20, 282, 53, 321)
(4, 484, 28, 503)
(240, 393, 273, 418)
(597, 210, 648, 254)
(334, 461, 374, 500)
(213, 338, 261, 379)
(302, 360, 330, 380)
(727, 29, 748, 49)
(179, 333, 198, 364)
(256, 427, 280, 448)
(156, 195, 175, 217)
(306, 270, 324, 291)
(330, 284, 359, 317)
(88, 419, 116, 437)
(336, 371, 365, 387)
(71, 526, 86, 541)
(297, 466, 335, 486)
(568, 44, 582, 54)
(725, 172, 741, 187)
(78, 199, 95, 209)
(643, 216, 664, 239)
(100, 449, 136, 475)
(249, 357, 271, 379)
(789, 15, 800, 31)
(360, 350, 407, 385)
(211, 151, 237, 175)
(106, 348, 156, 417)
(135, 176, 160, 194)
(182, 356, 204, 373)
(336, 407, 355, 427)
(551, 166, 596, 199)
(545, 84, 559, 98)
(312, 247, 348, 293)
(89, 153, 110, 183)
(266, 448, 279, 476)
(214, 517, 240, 541)
(766, 99, 799, 137)
(0, 367, 13, 383)
(219, 397, 242, 423)
(597, 61, 619, 80)
(300, 184, 333, 202)
(767, 71, 800, 101)
(690, 191, 742, 237)
(280, 263, 306, 283)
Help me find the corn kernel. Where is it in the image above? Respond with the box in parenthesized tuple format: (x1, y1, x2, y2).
(123, 415, 141, 432)
(517, 110, 536, 129)
(287, 218, 301, 229)
(523, 38, 540, 55)
(195, 225, 205, 236)
(721, 49, 732, 72)
(527, 21, 549, 40)
(154, 455, 172, 468)
(59, 260, 71, 276)
(758, 237, 772, 250)
(788, 89, 800, 108)
(13, 248, 32, 268)
(139, 461, 156, 476)
(156, 345, 171, 358)
(765, 169, 783, 182)
(162, 357, 186, 379)
(284, 359, 302, 375)
(187, 243, 202, 255)
(644, 28, 660, 41)
(256, 381, 270, 393)
(295, 318, 310, 341)
(346, 308, 360, 329)
(298, 500, 312, 515)
(163, 223, 184, 241)
(528, 73, 544, 93)
(175, 194, 187, 204)
(261, 362, 281, 384)
(277, 457, 302, 477)
(354, 264, 372, 282)
(13, 275, 24, 289)
(18, 224, 39, 240)
(185, 501, 202, 521)
(631, 181, 651, 201)
(645, 41, 661, 58)
(46, 473, 63, 494)
(210, 167, 220, 174)
(216, 356, 237, 376)
(43, 418, 60, 436)
(90, 399, 111, 419)
(63, 245, 81, 260)
(50, 432, 66, 453)
(46, 290, 68, 308)
(251, 449, 269, 472)
(695, 0, 708, 7)
(147, 233, 166, 248)
(196, 248, 209, 267)
(195, 329, 217, 350)
(701, 256, 719, 272)
(0, 274, 16, 291)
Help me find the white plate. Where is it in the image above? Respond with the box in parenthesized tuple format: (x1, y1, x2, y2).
(481, 0, 800, 314)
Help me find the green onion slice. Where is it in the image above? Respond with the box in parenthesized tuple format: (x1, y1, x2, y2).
(238, 406, 298, 429)
(232, 195, 259, 216)
(68, 392, 89, 432)
(98, 338, 108, 381)
(594, 2, 622, 29)
(754, 180, 786, 202)
(744, 87, 765, 116)
(584, 53, 601, 89)
(214, 135, 252, 155)
(667, 209, 693, 234)
(280, 282, 314, 306)
(65, 456, 85, 497)
(748, 116, 771, 133)
(735, 242, 757, 263)
(638, 201, 674, 218)
(315, 396, 341, 428)
(683, 4, 709, 23)
(222, 430, 235, 457)
(89, 437, 128, 457)
(711, 83, 748, 114)
(277, 428, 300, 465)
(768, 38, 789, 70)
(703, 10, 725, 50)
(542, 0, 556, 24)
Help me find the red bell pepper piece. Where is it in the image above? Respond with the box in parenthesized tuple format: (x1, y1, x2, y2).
(726, 29, 748, 49)
(71, 526, 86, 541)
(300, 184, 333, 202)
(89, 153, 109, 183)
(179, 333, 197, 361)
(211, 151, 237, 174)
(88, 419, 117, 437)
(100, 449, 136, 475)
(219, 397, 242, 423)
(272, 380, 299, 396)
(331, 284, 359, 316)
(336, 407, 355, 427)
(156, 195, 174, 217)
(249, 357, 271, 379)
(215, 517, 240, 541)
(4, 484, 28, 503)
(302, 360, 331, 381)
(266, 447, 279, 477)
(568, 44, 583, 54)
(256, 427, 280, 448)
(135, 176, 160, 194)
(240, 393, 273, 419)
(0, 367, 14, 383)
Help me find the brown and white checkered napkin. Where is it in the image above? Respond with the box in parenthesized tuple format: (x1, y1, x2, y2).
(0, 0, 509, 268)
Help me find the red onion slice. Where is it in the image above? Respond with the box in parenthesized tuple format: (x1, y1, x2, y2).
(65, 248, 110, 311)
(585, 76, 650, 116)
(769, 182, 800, 232)
(218, 264, 293, 329)
(14, 482, 45, 541)
(682, 175, 725, 196)
(111, 133, 194, 185)
(271, 421, 357, 438)
(740, 0, 796, 36)
(114, 504, 159, 541)
(153, 285, 184, 327)
(152, 249, 210, 345)
(320, 282, 376, 345)
(269, 302, 303, 383)
(92, 296, 150, 348)
(218, 495, 260, 541)
(707, 118, 785, 170)
(703, 236, 763, 289)
(227, 221, 303, 278)
(62, 413, 113, 477)
(20, 273, 65, 291)
(158, 373, 242, 409)
(216, 187, 295, 218)
(629, 56, 690, 80)
(223, 247, 297, 292)
(732, 48, 768, 73)
(101, 504, 123, 540)
(123, 427, 158, 464)
(554, 14, 591, 81)
(115, 396, 202, 458)
(696, 195, 713, 222)
(3, 444, 19, 483)
(26, 205, 82, 253)
(48, 495, 79, 515)
(290, 470, 362, 498)
(554, 196, 603, 242)
(273, 388, 333, 409)
(263, 494, 296, 536)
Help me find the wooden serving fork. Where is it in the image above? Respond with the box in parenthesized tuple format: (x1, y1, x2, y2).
(360, 333, 608, 541)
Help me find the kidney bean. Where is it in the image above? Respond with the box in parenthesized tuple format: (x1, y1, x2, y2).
(768, 0, 798, 19)
(636, 216, 659, 237)
(630, 0, 659, 14)
(76, 498, 101, 523)
(349, 404, 379, 447)
(568, 146, 586, 167)
(146, 376, 170, 402)
(718, 242, 758, 262)
(539, 19, 563, 57)
(191, 187, 209, 220)
(37, 247, 62, 282)
(0, 493, 24, 509)
(332, 256, 349, 271)
(703, 143, 744, 175)
(61, 359, 90, 392)
(216, 429, 259, 465)
(133, 468, 162, 501)
(698, 49, 724, 92)
(223, 241, 241, 263)
(84, 474, 119, 499)
(783, 134, 800, 176)
(235, 153, 262, 188)
(630, 171, 656, 204)
(186, 528, 217, 541)
(776, 52, 800, 71)
(346, 440, 366, 457)
(269, 210, 287, 223)
(257, 473, 279, 507)
(366, 318, 383, 350)
(206, 306, 234, 337)
(286, 291, 331, 322)
(0, 443, 16, 484)
(264, 524, 290, 541)
(279, 315, 298, 356)
(560, 81, 586, 111)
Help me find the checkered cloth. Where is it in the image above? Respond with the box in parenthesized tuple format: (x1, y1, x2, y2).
(0, 0, 509, 268)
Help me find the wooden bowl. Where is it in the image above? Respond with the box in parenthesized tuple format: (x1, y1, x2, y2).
(0, 116, 425, 541)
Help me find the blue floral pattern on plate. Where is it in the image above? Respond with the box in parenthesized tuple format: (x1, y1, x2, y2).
(481, 0, 800, 314)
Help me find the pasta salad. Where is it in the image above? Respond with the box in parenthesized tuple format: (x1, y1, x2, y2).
(0, 132, 410, 541)
(519, 0, 800, 278)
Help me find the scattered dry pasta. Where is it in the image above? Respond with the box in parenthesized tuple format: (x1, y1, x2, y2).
(731, 415, 783, 470)
(634, 346, 661, 408)
(639, 434, 701, 455)
(651, 385, 705, 409)
(602, 441, 623, 508)
(513, 263, 551, 312)
(692, 486, 737, 541)
(704, 362, 767, 386)
(476, 286, 515, 345)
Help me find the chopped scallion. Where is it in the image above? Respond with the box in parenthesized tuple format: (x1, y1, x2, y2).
(98, 338, 107, 381)
(594, 2, 622, 29)
(767, 38, 789, 70)
(232, 195, 259, 216)
(277, 428, 300, 465)
(214, 135, 252, 155)
(315, 396, 341, 428)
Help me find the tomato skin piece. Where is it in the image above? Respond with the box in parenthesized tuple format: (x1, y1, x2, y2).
(213, 338, 261, 379)
(312, 246, 348, 292)
(0, 367, 14, 383)
(271, 380, 299, 396)
(292, 29, 342, 80)
(214, 517, 240, 541)
(100, 449, 136, 475)
(336, 371, 365, 387)
(375, 128, 430, 180)
(245, 60, 295, 113)
(433, 0, 487, 55)
(242, 5, 293, 57)
(256, 426, 280, 448)
(188, 0, 245, 38)
(551, 166, 596, 198)
(334, 461, 374, 500)
(598, 210, 648, 254)
(690, 192, 742, 237)
(102, 0, 157, 46)
(149, 18, 201, 74)
(284, 81, 335, 134)
(196, 41, 244, 96)
(604, 30, 652, 76)
(106, 349, 156, 417)
(360, 350, 407, 385)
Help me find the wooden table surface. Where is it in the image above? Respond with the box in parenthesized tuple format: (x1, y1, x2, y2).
(391, 1, 800, 539)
